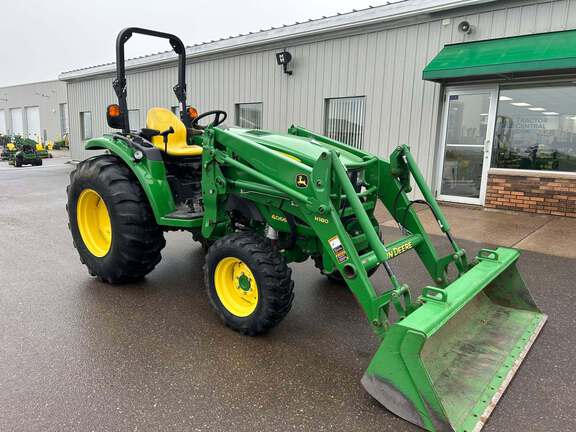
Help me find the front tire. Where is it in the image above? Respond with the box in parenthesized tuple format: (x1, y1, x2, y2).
(67, 155, 165, 283)
(204, 232, 294, 335)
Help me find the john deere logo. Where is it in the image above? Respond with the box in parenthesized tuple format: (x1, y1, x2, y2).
(296, 174, 309, 188)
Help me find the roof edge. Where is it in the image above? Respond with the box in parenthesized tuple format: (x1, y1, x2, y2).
(0, 79, 65, 90)
(60, 0, 496, 81)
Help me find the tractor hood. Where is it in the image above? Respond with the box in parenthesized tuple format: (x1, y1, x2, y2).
(228, 128, 366, 168)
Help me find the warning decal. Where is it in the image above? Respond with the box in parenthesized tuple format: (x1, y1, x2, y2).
(328, 235, 348, 263)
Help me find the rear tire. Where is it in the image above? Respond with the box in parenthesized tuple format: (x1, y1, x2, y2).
(204, 232, 294, 335)
(67, 155, 165, 283)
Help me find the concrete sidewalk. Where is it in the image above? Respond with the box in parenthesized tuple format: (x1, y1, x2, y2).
(376, 202, 576, 259)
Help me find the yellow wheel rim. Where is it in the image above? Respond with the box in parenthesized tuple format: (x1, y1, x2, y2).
(214, 257, 259, 317)
(76, 189, 112, 257)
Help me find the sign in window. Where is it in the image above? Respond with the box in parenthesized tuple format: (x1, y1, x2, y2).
(324, 96, 366, 149)
(493, 84, 576, 173)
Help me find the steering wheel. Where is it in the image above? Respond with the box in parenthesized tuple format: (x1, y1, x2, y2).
(191, 110, 227, 129)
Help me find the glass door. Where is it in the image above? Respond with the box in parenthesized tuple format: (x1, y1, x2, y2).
(437, 87, 498, 205)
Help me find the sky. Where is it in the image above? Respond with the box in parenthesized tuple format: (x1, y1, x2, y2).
(0, 0, 401, 87)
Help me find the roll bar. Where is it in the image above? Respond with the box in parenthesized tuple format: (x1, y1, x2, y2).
(113, 27, 188, 134)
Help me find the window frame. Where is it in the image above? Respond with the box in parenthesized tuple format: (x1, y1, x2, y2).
(235, 102, 263, 129)
(80, 111, 93, 141)
(490, 80, 576, 177)
(324, 96, 366, 149)
(59, 103, 69, 136)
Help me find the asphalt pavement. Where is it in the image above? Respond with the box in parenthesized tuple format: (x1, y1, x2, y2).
(0, 158, 574, 431)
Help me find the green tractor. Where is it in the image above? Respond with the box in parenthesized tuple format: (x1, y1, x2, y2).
(9, 142, 42, 167)
(67, 28, 546, 432)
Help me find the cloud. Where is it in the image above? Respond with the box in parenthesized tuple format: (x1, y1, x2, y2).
(0, 0, 394, 86)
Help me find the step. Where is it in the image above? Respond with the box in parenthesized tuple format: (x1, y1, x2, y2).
(165, 209, 204, 220)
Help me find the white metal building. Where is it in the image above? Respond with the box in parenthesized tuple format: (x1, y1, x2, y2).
(0, 80, 69, 142)
(60, 0, 576, 216)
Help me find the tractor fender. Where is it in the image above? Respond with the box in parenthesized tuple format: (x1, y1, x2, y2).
(225, 194, 264, 223)
(85, 137, 176, 222)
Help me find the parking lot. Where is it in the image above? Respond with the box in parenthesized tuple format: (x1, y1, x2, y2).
(1, 159, 575, 432)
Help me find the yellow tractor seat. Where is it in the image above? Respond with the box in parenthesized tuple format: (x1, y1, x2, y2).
(145, 107, 202, 157)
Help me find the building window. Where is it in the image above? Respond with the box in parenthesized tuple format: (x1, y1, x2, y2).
(493, 84, 576, 173)
(59, 103, 69, 135)
(0, 110, 6, 135)
(324, 96, 366, 149)
(129, 109, 140, 130)
(25, 106, 40, 140)
(80, 111, 92, 140)
(235, 103, 263, 129)
(10, 108, 23, 136)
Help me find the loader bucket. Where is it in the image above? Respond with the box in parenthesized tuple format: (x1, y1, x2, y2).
(362, 248, 547, 432)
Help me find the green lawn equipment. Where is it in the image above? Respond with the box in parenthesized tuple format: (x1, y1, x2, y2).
(14, 135, 52, 159)
(3, 135, 51, 162)
(9, 143, 42, 167)
(1, 134, 17, 160)
(67, 28, 547, 432)
(1, 142, 17, 161)
(34, 143, 52, 159)
(50, 134, 70, 150)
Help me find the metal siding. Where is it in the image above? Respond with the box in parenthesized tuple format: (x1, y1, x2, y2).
(67, 0, 576, 190)
(0, 80, 67, 143)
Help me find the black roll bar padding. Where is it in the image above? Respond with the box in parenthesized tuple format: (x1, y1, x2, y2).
(114, 27, 188, 134)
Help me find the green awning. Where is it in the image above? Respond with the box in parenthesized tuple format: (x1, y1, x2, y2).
(423, 30, 576, 82)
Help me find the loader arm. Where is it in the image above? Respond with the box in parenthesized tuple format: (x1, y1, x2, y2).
(203, 126, 470, 333)
(201, 125, 547, 432)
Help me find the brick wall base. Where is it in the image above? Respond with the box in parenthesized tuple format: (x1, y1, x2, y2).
(485, 172, 576, 217)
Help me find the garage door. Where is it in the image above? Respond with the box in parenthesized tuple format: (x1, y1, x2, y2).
(10, 108, 23, 135)
(25, 106, 40, 140)
(0, 110, 5, 135)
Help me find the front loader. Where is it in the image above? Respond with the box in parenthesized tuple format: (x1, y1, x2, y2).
(67, 27, 546, 432)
